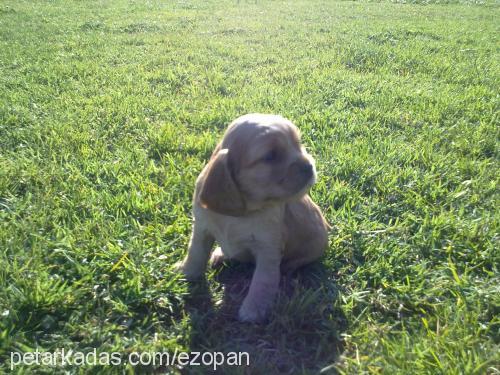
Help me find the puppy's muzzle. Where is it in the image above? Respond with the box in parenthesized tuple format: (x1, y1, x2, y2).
(299, 162, 314, 179)
(282, 159, 316, 194)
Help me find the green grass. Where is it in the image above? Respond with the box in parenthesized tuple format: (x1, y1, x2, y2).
(1, 0, 499, 373)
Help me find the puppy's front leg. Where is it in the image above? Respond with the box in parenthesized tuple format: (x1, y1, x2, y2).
(176, 222, 214, 281)
(239, 253, 281, 323)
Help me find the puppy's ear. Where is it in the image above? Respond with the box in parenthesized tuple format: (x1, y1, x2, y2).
(199, 149, 246, 216)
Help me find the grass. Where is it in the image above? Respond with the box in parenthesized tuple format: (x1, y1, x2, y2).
(0, 0, 498, 373)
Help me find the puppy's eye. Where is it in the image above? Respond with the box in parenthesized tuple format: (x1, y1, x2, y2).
(263, 149, 279, 163)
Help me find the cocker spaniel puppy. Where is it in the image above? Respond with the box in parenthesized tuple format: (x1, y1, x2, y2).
(176, 113, 329, 323)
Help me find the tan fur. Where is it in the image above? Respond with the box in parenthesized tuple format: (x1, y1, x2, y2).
(199, 149, 246, 216)
(176, 113, 329, 322)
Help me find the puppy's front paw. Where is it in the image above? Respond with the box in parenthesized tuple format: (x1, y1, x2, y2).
(173, 260, 203, 281)
(238, 299, 270, 323)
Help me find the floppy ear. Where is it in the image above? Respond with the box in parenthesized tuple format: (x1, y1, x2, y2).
(199, 149, 246, 216)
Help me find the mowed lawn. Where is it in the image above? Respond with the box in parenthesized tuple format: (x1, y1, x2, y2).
(0, 0, 498, 373)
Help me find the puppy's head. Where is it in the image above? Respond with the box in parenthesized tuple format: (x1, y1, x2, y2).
(199, 113, 317, 216)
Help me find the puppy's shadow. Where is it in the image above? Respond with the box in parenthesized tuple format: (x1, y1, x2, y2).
(181, 261, 347, 373)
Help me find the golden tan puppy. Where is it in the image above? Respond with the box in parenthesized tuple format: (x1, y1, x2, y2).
(176, 113, 329, 323)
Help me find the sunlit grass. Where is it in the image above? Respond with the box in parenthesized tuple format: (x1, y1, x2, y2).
(0, 0, 498, 373)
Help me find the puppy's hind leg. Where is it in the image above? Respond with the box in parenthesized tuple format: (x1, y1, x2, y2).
(176, 222, 214, 281)
(280, 256, 315, 275)
(281, 235, 328, 275)
(209, 247, 225, 269)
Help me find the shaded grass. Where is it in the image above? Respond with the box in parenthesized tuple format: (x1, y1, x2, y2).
(0, 0, 498, 373)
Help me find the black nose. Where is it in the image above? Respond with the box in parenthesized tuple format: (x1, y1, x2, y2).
(300, 163, 313, 177)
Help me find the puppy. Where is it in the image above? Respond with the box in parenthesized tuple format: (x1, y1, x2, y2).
(176, 113, 329, 323)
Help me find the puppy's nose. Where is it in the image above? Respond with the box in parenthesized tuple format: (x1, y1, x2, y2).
(300, 163, 314, 178)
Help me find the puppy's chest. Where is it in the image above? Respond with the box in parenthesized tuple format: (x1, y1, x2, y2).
(203, 207, 285, 257)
